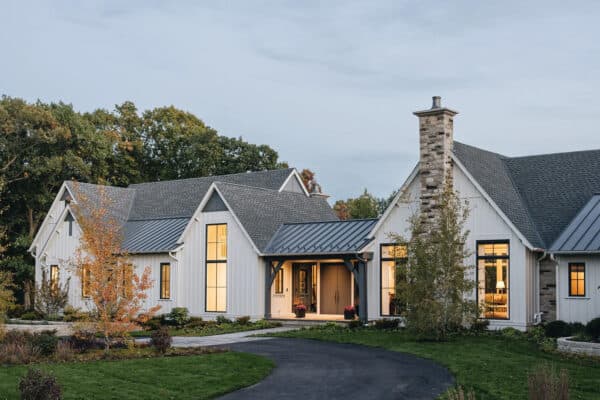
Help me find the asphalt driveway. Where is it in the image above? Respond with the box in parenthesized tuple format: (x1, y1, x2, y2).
(219, 338, 454, 400)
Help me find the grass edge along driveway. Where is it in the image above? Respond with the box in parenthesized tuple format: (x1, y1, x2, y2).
(0, 352, 273, 400)
(273, 327, 600, 400)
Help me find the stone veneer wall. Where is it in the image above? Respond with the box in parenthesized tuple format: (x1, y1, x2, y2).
(414, 105, 457, 223)
(539, 259, 557, 321)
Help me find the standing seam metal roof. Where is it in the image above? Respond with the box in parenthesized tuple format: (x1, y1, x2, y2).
(263, 219, 378, 255)
(550, 195, 600, 253)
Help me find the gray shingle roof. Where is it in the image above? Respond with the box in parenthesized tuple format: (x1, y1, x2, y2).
(64, 169, 323, 253)
(128, 168, 295, 220)
(550, 195, 600, 253)
(454, 142, 600, 249)
(263, 219, 378, 256)
(215, 182, 338, 251)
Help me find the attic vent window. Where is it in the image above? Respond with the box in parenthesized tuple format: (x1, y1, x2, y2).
(65, 213, 75, 237)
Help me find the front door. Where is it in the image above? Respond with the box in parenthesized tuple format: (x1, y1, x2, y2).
(320, 264, 351, 314)
(292, 263, 316, 312)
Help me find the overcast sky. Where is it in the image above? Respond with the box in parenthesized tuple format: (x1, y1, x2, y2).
(3, 1, 600, 201)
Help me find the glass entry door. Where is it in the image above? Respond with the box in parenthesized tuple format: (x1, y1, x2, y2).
(292, 263, 317, 313)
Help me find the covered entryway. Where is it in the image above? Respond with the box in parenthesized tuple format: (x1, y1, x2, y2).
(263, 219, 378, 322)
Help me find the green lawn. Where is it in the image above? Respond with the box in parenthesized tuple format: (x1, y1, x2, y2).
(274, 327, 600, 400)
(0, 352, 273, 400)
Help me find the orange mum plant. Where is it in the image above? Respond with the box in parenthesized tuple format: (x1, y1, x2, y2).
(70, 182, 160, 350)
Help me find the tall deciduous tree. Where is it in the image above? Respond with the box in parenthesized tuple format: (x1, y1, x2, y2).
(71, 184, 159, 351)
(392, 181, 477, 340)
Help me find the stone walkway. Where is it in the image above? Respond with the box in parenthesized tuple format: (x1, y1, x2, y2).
(136, 326, 297, 347)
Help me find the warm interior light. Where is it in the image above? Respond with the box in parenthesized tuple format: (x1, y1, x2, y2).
(496, 280, 505, 290)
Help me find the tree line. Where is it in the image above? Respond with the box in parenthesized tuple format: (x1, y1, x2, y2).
(0, 96, 287, 305)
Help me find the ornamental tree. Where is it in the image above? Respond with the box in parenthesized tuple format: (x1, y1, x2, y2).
(391, 180, 477, 340)
(70, 183, 159, 350)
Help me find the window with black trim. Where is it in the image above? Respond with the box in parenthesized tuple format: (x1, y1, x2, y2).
(82, 264, 91, 298)
(477, 241, 509, 320)
(50, 265, 59, 294)
(206, 224, 227, 312)
(274, 269, 284, 294)
(568, 263, 585, 297)
(380, 244, 407, 316)
(160, 263, 171, 299)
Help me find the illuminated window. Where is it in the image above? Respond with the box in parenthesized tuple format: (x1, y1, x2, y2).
(380, 244, 407, 316)
(477, 241, 509, 320)
(50, 265, 59, 293)
(160, 263, 171, 299)
(274, 269, 284, 294)
(568, 263, 585, 297)
(82, 265, 91, 298)
(206, 224, 227, 312)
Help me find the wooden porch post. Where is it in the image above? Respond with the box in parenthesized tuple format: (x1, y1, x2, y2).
(264, 258, 284, 319)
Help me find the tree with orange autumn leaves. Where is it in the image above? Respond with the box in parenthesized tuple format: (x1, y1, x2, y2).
(70, 183, 160, 351)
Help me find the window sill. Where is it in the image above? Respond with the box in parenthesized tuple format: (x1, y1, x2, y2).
(273, 293, 285, 297)
(564, 296, 590, 300)
(158, 299, 172, 302)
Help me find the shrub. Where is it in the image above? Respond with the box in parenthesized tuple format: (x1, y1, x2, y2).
(168, 307, 190, 328)
(31, 330, 59, 356)
(70, 327, 99, 352)
(585, 317, 600, 341)
(470, 319, 489, 333)
(0, 341, 41, 364)
(216, 315, 232, 325)
(54, 341, 75, 362)
(62, 306, 89, 322)
(568, 322, 585, 336)
(7, 304, 25, 318)
(235, 316, 251, 325)
(20, 311, 44, 321)
(142, 316, 163, 331)
(3, 330, 32, 346)
(544, 320, 572, 338)
(19, 368, 62, 400)
(150, 326, 172, 354)
(527, 366, 569, 400)
(501, 327, 522, 339)
(527, 326, 546, 344)
(186, 317, 205, 329)
(373, 318, 399, 330)
(34, 268, 70, 319)
(348, 320, 363, 329)
(447, 386, 476, 400)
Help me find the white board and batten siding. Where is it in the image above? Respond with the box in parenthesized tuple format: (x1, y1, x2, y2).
(556, 255, 600, 323)
(367, 164, 536, 330)
(177, 209, 264, 320)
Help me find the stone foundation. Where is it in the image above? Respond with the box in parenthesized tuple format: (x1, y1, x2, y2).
(539, 259, 557, 321)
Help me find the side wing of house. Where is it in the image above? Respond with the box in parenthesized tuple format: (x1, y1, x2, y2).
(367, 163, 537, 330)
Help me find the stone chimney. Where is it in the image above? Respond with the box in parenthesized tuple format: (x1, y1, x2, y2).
(413, 96, 458, 222)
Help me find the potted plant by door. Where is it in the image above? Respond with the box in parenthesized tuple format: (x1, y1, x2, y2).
(295, 304, 307, 318)
(344, 305, 356, 320)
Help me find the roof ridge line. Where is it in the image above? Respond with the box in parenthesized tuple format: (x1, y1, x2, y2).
(128, 168, 293, 187)
(127, 216, 192, 222)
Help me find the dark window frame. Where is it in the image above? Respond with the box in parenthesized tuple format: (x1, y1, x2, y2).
(476, 240, 510, 320)
(274, 268, 284, 294)
(568, 263, 586, 297)
(380, 243, 407, 317)
(205, 223, 227, 313)
(160, 263, 171, 300)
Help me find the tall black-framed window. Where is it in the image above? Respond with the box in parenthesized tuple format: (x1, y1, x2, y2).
(568, 263, 585, 297)
(205, 224, 227, 312)
(380, 243, 407, 316)
(50, 265, 59, 294)
(274, 269, 284, 294)
(160, 263, 171, 300)
(476, 241, 510, 320)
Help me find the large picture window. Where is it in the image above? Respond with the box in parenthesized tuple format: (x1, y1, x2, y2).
(206, 224, 227, 312)
(380, 244, 407, 316)
(477, 241, 509, 320)
(568, 263, 585, 297)
(160, 263, 171, 300)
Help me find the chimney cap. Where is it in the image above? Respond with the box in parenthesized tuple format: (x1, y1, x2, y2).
(413, 96, 458, 117)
